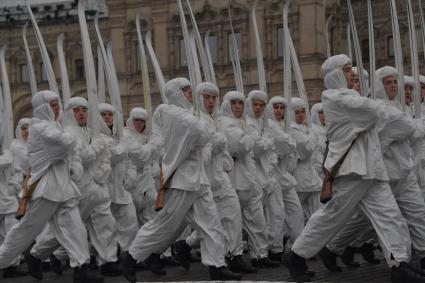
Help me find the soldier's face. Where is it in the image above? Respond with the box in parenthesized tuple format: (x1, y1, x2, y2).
(49, 99, 60, 120)
(273, 103, 285, 121)
(133, 118, 146, 133)
(343, 64, 354, 89)
(383, 76, 398, 100)
(21, 124, 29, 141)
(101, 111, 114, 127)
(252, 99, 265, 119)
(231, 99, 244, 118)
(318, 111, 325, 126)
(352, 74, 360, 92)
(203, 93, 217, 114)
(182, 86, 193, 103)
(73, 106, 88, 127)
(294, 108, 306, 125)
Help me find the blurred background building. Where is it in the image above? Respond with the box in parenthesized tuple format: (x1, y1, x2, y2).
(0, 0, 423, 123)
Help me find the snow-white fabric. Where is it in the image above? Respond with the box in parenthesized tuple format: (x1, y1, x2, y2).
(123, 107, 157, 226)
(10, 118, 31, 190)
(321, 54, 351, 90)
(219, 91, 269, 259)
(375, 66, 399, 102)
(198, 82, 220, 117)
(311, 103, 327, 179)
(164, 77, 192, 110)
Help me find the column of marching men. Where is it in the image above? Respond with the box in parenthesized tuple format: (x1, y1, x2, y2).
(3, 55, 425, 283)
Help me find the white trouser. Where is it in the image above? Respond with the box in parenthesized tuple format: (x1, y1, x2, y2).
(328, 172, 425, 259)
(31, 183, 118, 265)
(327, 211, 374, 255)
(132, 188, 157, 227)
(0, 197, 90, 268)
(297, 191, 320, 222)
(263, 188, 285, 253)
(281, 188, 305, 248)
(110, 202, 138, 252)
(292, 174, 411, 267)
(186, 188, 243, 257)
(237, 188, 268, 259)
(129, 186, 226, 267)
(0, 213, 20, 266)
(390, 172, 425, 258)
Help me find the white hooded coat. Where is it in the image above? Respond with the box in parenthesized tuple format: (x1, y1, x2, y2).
(9, 118, 31, 191)
(310, 103, 326, 179)
(290, 97, 321, 192)
(245, 90, 276, 192)
(198, 82, 233, 196)
(28, 90, 81, 202)
(218, 91, 256, 191)
(321, 56, 388, 180)
(374, 67, 422, 181)
(122, 107, 155, 196)
(98, 103, 135, 205)
(159, 78, 209, 190)
(266, 96, 298, 190)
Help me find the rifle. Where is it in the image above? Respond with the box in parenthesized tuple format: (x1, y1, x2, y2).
(155, 166, 165, 212)
(16, 175, 41, 220)
(320, 139, 355, 204)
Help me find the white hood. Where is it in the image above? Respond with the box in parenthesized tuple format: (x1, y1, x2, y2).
(64, 97, 88, 129)
(198, 82, 220, 117)
(352, 66, 370, 94)
(126, 107, 149, 135)
(266, 96, 287, 124)
(98, 102, 115, 136)
(321, 54, 352, 89)
(220, 91, 246, 119)
(311, 102, 324, 128)
(291, 97, 307, 124)
(15, 118, 31, 141)
(404, 75, 415, 87)
(165, 77, 192, 110)
(31, 90, 62, 122)
(375, 66, 399, 104)
(245, 90, 268, 120)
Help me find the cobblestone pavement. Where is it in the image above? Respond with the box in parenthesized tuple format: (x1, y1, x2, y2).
(1, 253, 394, 283)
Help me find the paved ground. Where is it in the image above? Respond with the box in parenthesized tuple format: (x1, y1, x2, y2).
(2, 253, 393, 283)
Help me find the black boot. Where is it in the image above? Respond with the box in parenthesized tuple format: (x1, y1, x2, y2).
(25, 253, 43, 280)
(391, 262, 425, 283)
(119, 251, 136, 283)
(421, 257, 425, 270)
(340, 246, 360, 268)
(268, 251, 283, 262)
(209, 266, 242, 280)
(2, 266, 28, 278)
(282, 251, 311, 282)
(228, 255, 258, 273)
(318, 247, 342, 272)
(73, 264, 104, 283)
(144, 253, 166, 276)
(174, 240, 192, 270)
(251, 257, 280, 268)
(50, 254, 63, 275)
(357, 243, 380, 264)
(161, 256, 180, 266)
(100, 261, 122, 277)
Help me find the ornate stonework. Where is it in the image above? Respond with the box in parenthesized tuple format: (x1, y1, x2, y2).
(4, 0, 421, 124)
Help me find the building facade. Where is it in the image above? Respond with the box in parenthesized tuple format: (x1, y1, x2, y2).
(0, 0, 423, 123)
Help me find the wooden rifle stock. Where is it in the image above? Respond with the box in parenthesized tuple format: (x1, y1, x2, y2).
(320, 139, 356, 204)
(155, 166, 165, 212)
(16, 175, 40, 220)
